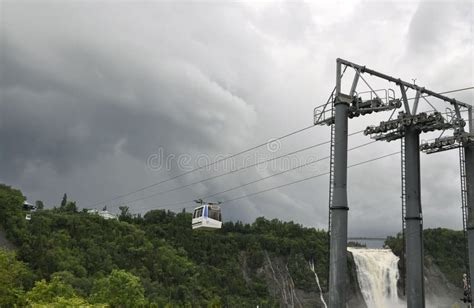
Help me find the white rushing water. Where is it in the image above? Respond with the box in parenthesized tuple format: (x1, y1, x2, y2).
(348, 248, 404, 308)
(308, 259, 328, 308)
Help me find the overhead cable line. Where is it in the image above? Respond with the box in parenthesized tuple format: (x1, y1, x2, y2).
(89, 85, 472, 208)
(220, 151, 400, 204)
(134, 147, 396, 212)
(113, 130, 366, 207)
(113, 139, 331, 206)
(200, 140, 377, 200)
(431, 86, 474, 97)
(88, 124, 317, 208)
(88, 71, 355, 209)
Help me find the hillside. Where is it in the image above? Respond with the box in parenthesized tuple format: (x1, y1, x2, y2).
(385, 228, 468, 288)
(385, 228, 466, 304)
(0, 183, 341, 306)
(1, 183, 465, 307)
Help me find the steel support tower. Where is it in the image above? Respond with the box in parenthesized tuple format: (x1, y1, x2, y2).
(328, 61, 349, 307)
(404, 126, 425, 307)
(420, 106, 474, 303)
(315, 59, 400, 307)
(314, 58, 472, 307)
(462, 108, 474, 302)
(466, 117, 474, 302)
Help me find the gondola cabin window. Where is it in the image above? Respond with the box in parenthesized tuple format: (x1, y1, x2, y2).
(193, 207, 203, 219)
(208, 206, 221, 221)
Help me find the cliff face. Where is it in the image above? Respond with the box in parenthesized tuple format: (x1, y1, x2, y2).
(396, 260, 463, 307)
(262, 251, 321, 307)
(387, 229, 467, 306)
(245, 248, 463, 308)
(240, 250, 365, 307)
(424, 261, 462, 307)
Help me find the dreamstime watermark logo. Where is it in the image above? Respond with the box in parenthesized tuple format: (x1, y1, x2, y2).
(146, 139, 321, 173)
(266, 138, 281, 153)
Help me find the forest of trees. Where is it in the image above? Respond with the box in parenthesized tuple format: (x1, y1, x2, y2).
(1, 183, 467, 306)
(0, 184, 329, 306)
(384, 227, 467, 287)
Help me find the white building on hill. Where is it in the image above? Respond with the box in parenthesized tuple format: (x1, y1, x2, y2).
(87, 209, 118, 220)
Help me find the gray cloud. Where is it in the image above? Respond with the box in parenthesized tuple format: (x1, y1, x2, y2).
(407, 1, 469, 55)
(1, 0, 472, 237)
(1, 2, 259, 177)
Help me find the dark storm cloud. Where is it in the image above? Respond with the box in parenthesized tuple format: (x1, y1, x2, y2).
(0, 0, 472, 236)
(1, 1, 259, 181)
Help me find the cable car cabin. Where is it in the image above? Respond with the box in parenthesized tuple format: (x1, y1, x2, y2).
(192, 204, 222, 230)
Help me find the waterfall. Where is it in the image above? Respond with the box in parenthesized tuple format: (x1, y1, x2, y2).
(309, 259, 328, 308)
(264, 251, 302, 307)
(348, 247, 404, 308)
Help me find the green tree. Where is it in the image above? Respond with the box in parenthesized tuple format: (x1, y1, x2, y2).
(26, 275, 87, 305)
(0, 184, 27, 244)
(38, 295, 90, 306)
(119, 205, 132, 222)
(0, 248, 31, 306)
(35, 200, 45, 210)
(90, 269, 146, 306)
(60, 193, 68, 210)
(64, 201, 78, 213)
(0, 185, 329, 306)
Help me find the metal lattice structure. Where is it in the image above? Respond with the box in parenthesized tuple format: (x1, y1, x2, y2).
(313, 58, 474, 308)
(400, 137, 407, 295)
(461, 147, 469, 237)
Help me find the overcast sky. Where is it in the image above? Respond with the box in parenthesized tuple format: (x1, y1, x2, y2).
(1, 0, 473, 237)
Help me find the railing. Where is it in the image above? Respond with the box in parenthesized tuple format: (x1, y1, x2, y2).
(355, 88, 397, 106)
(314, 93, 335, 125)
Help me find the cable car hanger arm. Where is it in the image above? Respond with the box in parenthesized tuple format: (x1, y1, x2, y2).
(336, 58, 471, 109)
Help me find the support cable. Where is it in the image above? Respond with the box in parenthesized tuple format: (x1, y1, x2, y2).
(140, 151, 399, 211)
(112, 130, 366, 207)
(201, 140, 377, 201)
(88, 86, 473, 209)
(220, 151, 399, 204)
(88, 124, 317, 208)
